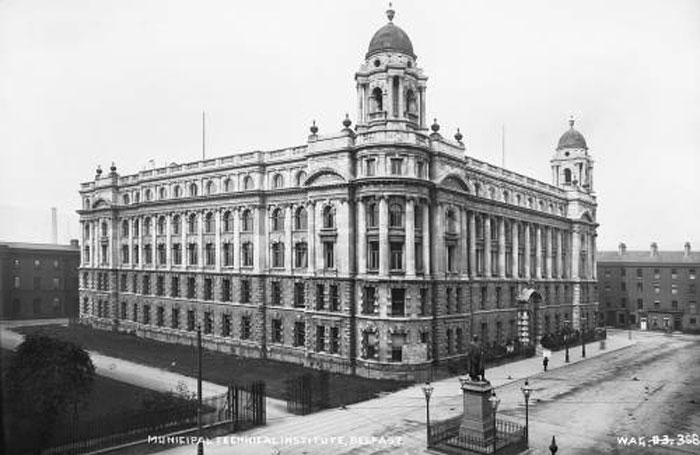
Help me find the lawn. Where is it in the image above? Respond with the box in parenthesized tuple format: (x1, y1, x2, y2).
(14, 324, 411, 404)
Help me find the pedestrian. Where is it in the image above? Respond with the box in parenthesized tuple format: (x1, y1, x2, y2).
(543, 356, 549, 372)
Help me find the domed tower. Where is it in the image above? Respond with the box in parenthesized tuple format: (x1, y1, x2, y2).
(355, 5, 428, 133)
(551, 117, 594, 192)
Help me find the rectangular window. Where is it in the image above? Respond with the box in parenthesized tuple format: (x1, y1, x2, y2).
(205, 244, 215, 266)
(172, 243, 182, 265)
(187, 310, 195, 331)
(241, 279, 251, 303)
(204, 311, 213, 334)
(391, 288, 406, 316)
(365, 158, 376, 177)
(637, 282, 643, 292)
(272, 319, 283, 343)
(294, 282, 305, 308)
(293, 321, 305, 347)
(390, 242, 404, 270)
(157, 244, 166, 265)
(415, 242, 423, 272)
(120, 273, 127, 292)
(671, 283, 678, 295)
(171, 276, 180, 298)
(391, 333, 405, 362)
(445, 287, 452, 314)
(480, 286, 487, 310)
(362, 286, 375, 314)
(132, 303, 138, 322)
(223, 243, 233, 266)
(156, 306, 164, 327)
(368, 241, 379, 270)
(122, 245, 130, 264)
(654, 268, 660, 279)
(143, 305, 150, 325)
(416, 160, 425, 178)
(294, 243, 308, 268)
(495, 286, 502, 309)
(171, 308, 180, 329)
(316, 284, 325, 310)
(143, 275, 151, 295)
(222, 278, 232, 302)
(144, 244, 153, 264)
(323, 242, 335, 269)
(330, 327, 340, 354)
(390, 157, 403, 175)
(672, 268, 678, 280)
(654, 285, 661, 294)
(241, 315, 251, 339)
(242, 243, 254, 267)
(329, 285, 339, 311)
(120, 302, 127, 319)
(271, 243, 284, 268)
(420, 288, 429, 316)
(271, 281, 282, 306)
(636, 268, 643, 278)
(204, 278, 213, 300)
(690, 269, 696, 280)
(156, 275, 164, 296)
(188, 244, 198, 265)
(672, 300, 678, 310)
(222, 314, 232, 337)
(187, 276, 196, 299)
(316, 326, 325, 351)
(637, 298, 643, 309)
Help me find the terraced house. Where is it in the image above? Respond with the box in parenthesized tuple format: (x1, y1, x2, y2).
(77, 7, 599, 380)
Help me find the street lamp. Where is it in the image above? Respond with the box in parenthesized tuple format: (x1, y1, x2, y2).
(489, 390, 501, 454)
(564, 320, 570, 363)
(521, 380, 533, 446)
(581, 316, 587, 358)
(422, 381, 434, 447)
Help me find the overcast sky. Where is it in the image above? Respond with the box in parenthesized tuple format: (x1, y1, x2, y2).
(1, 0, 699, 251)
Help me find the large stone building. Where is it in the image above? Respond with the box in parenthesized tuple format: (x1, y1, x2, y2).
(77, 7, 599, 379)
(0, 241, 80, 319)
(598, 242, 699, 333)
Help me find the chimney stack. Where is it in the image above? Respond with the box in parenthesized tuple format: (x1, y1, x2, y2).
(70, 239, 79, 248)
(650, 242, 658, 257)
(618, 242, 626, 256)
(685, 242, 691, 257)
(51, 207, 58, 244)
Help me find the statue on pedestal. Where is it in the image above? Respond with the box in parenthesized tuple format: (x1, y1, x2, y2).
(465, 335, 486, 382)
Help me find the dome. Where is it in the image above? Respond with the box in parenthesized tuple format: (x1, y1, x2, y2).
(557, 118, 588, 150)
(366, 8, 415, 59)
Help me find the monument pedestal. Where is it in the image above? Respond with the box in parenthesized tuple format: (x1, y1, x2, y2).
(458, 377, 496, 443)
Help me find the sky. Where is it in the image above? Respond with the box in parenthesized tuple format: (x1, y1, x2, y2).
(0, 0, 698, 251)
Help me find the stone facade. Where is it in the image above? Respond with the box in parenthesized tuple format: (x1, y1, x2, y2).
(77, 8, 599, 380)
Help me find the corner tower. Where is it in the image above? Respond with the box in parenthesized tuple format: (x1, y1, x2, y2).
(355, 5, 428, 133)
(551, 117, 594, 192)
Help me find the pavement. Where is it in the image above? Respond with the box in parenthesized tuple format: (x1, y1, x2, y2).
(154, 330, 636, 455)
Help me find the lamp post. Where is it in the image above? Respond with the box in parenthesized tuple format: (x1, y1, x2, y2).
(489, 390, 501, 454)
(564, 320, 570, 363)
(521, 380, 533, 446)
(581, 316, 587, 358)
(549, 435, 558, 454)
(422, 381, 434, 447)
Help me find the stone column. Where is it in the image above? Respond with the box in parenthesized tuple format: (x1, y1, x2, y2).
(315, 202, 324, 270)
(468, 211, 476, 278)
(498, 217, 506, 278)
(419, 87, 426, 129)
(546, 227, 553, 279)
(337, 200, 350, 274)
(591, 234, 597, 280)
(379, 197, 389, 276)
(356, 83, 363, 124)
(198, 212, 204, 269)
(535, 224, 542, 278)
(253, 206, 262, 273)
(511, 221, 519, 278)
(307, 201, 316, 273)
(484, 217, 492, 278)
(556, 229, 563, 279)
(422, 200, 431, 275)
(524, 223, 531, 278)
(166, 214, 171, 268)
(285, 205, 293, 273)
(571, 228, 580, 280)
(128, 219, 133, 267)
(233, 208, 240, 270)
(357, 199, 367, 274)
(180, 213, 186, 266)
(405, 198, 416, 277)
(215, 210, 222, 271)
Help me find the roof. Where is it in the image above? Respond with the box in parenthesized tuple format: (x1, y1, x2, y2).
(597, 250, 700, 265)
(0, 241, 79, 252)
(556, 118, 588, 151)
(367, 22, 415, 59)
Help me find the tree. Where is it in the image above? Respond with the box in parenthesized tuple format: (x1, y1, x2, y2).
(5, 335, 95, 451)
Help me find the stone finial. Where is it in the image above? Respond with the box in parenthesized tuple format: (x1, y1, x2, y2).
(110, 162, 117, 173)
(569, 115, 575, 128)
(386, 2, 395, 22)
(342, 113, 352, 129)
(96, 165, 103, 176)
(455, 128, 463, 143)
(310, 120, 318, 135)
(431, 118, 440, 133)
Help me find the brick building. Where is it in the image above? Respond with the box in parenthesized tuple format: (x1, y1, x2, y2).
(597, 242, 699, 333)
(77, 7, 599, 379)
(0, 241, 80, 319)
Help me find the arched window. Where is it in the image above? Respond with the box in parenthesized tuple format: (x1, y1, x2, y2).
(206, 181, 215, 195)
(84, 198, 91, 209)
(172, 215, 181, 235)
(133, 221, 139, 237)
(190, 183, 198, 197)
(295, 171, 307, 187)
(371, 87, 383, 112)
(446, 210, 457, 233)
(143, 218, 151, 235)
(405, 89, 417, 114)
(243, 176, 254, 190)
(123, 194, 130, 205)
(224, 178, 232, 192)
(174, 185, 182, 198)
(188, 213, 198, 234)
(145, 189, 152, 201)
(539, 201, 545, 211)
(488, 187, 495, 200)
(503, 191, 509, 203)
(516, 194, 522, 205)
(295, 206, 308, 230)
(271, 208, 284, 231)
(389, 203, 404, 228)
(157, 216, 166, 235)
(84, 223, 91, 239)
(272, 174, 284, 189)
(159, 187, 166, 199)
(474, 183, 481, 197)
(122, 220, 129, 237)
(241, 210, 253, 232)
(204, 212, 214, 233)
(367, 202, 379, 228)
(134, 192, 141, 203)
(528, 197, 534, 208)
(564, 168, 572, 184)
(323, 205, 335, 229)
(223, 211, 233, 232)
